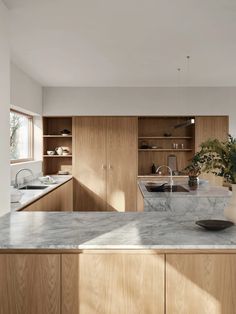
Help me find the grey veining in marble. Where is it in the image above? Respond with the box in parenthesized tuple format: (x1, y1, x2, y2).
(139, 181, 231, 216)
(0, 212, 236, 250)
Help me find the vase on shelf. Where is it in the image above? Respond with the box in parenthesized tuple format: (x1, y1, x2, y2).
(224, 184, 236, 223)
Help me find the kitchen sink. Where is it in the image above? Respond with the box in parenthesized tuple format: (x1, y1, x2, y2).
(19, 185, 48, 190)
(145, 184, 189, 192)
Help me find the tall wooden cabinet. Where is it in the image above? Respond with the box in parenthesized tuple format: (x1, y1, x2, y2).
(73, 117, 138, 211)
(195, 116, 229, 186)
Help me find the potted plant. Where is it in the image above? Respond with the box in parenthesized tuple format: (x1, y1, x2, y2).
(184, 152, 203, 189)
(197, 135, 236, 222)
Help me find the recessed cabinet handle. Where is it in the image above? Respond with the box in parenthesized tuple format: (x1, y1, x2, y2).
(108, 164, 112, 170)
(102, 164, 107, 169)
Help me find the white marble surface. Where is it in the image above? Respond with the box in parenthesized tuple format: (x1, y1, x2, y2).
(139, 181, 231, 215)
(11, 175, 72, 212)
(0, 212, 236, 250)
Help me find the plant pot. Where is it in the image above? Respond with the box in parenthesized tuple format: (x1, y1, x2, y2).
(188, 176, 199, 189)
(224, 184, 236, 223)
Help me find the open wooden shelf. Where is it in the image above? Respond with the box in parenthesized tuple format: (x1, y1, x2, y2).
(138, 149, 193, 152)
(43, 117, 73, 175)
(138, 136, 192, 139)
(43, 155, 72, 158)
(43, 135, 72, 138)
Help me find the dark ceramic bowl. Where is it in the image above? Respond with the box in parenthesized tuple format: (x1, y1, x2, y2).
(196, 219, 234, 231)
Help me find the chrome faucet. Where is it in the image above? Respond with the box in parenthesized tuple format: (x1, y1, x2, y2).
(156, 165, 174, 187)
(14, 168, 34, 189)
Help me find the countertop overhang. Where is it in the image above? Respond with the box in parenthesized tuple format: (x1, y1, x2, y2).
(0, 212, 236, 251)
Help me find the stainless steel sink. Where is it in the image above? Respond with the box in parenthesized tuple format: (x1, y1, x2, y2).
(145, 185, 189, 192)
(19, 185, 48, 190)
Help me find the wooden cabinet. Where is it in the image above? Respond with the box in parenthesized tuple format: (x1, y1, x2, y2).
(195, 116, 229, 186)
(166, 254, 236, 314)
(73, 117, 107, 211)
(106, 117, 138, 211)
(23, 180, 73, 211)
(0, 254, 60, 314)
(62, 253, 164, 314)
(73, 117, 138, 211)
(195, 116, 229, 151)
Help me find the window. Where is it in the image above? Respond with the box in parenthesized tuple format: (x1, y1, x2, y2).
(10, 110, 33, 163)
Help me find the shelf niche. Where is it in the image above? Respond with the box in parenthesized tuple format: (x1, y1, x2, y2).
(43, 117, 73, 175)
(138, 116, 195, 176)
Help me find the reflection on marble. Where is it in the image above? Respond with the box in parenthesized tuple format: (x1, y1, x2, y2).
(139, 181, 231, 216)
(0, 212, 236, 250)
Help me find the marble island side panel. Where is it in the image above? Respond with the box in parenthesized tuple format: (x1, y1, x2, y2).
(138, 181, 231, 217)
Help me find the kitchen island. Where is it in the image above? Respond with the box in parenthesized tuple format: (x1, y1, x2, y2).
(139, 180, 231, 216)
(0, 211, 236, 314)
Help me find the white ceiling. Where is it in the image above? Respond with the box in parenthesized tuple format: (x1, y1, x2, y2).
(4, 0, 236, 86)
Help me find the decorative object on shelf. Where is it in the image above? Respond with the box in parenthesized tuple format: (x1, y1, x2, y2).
(47, 150, 55, 155)
(163, 132, 172, 137)
(140, 141, 149, 149)
(151, 145, 158, 149)
(58, 170, 69, 175)
(55, 146, 63, 155)
(198, 135, 236, 222)
(60, 129, 71, 136)
(151, 163, 158, 174)
(196, 219, 234, 231)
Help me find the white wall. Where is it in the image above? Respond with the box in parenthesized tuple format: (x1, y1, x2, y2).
(43, 87, 236, 136)
(10, 63, 43, 182)
(0, 1, 10, 215)
(11, 63, 43, 115)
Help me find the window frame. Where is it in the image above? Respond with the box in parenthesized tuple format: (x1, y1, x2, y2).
(10, 109, 34, 164)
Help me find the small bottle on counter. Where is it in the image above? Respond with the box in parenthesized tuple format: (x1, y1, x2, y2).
(151, 163, 158, 174)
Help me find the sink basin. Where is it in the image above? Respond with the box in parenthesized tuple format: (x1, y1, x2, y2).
(19, 185, 48, 190)
(145, 185, 189, 192)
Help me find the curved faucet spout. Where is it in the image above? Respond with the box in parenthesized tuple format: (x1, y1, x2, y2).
(156, 165, 174, 187)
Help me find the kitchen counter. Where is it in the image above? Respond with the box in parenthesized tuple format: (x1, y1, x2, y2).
(11, 175, 73, 212)
(0, 211, 236, 250)
(139, 180, 231, 214)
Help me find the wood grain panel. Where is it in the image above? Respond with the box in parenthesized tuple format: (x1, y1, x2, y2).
(62, 254, 79, 314)
(166, 254, 236, 314)
(73, 117, 107, 211)
(106, 117, 138, 211)
(0, 254, 60, 314)
(195, 116, 229, 151)
(79, 253, 164, 314)
(195, 116, 229, 186)
(23, 180, 73, 211)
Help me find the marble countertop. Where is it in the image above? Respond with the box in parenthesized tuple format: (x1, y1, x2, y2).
(0, 212, 236, 250)
(11, 175, 72, 212)
(139, 180, 231, 198)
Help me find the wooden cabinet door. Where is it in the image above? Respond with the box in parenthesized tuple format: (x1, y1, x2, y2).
(73, 117, 107, 211)
(23, 180, 73, 211)
(195, 116, 228, 151)
(0, 254, 60, 314)
(106, 117, 138, 211)
(68, 253, 164, 314)
(195, 116, 229, 186)
(166, 254, 236, 314)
